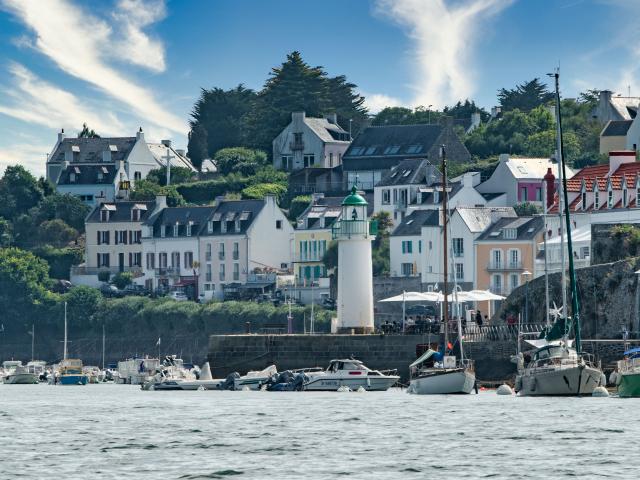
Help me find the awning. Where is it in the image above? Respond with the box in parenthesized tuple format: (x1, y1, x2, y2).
(409, 349, 436, 368)
(237, 282, 274, 289)
(624, 347, 640, 355)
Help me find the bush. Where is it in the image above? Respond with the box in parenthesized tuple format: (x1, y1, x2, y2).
(112, 271, 133, 289)
(213, 147, 269, 176)
(32, 246, 83, 280)
(241, 183, 287, 200)
(288, 195, 311, 220)
(98, 270, 111, 283)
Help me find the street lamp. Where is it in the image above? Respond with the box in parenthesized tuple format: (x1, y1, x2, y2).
(523, 270, 532, 324)
(428, 104, 433, 124)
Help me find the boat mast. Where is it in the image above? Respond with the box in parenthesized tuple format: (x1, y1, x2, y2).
(542, 181, 551, 328)
(102, 323, 106, 370)
(553, 72, 582, 353)
(63, 301, 68, 361)
(31, 323, 35, 361)
(441, 145, 449, 352)
(551, 71, 568, 330)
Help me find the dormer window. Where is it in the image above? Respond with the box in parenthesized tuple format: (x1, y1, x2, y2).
(235, 219, 240, 232)
(97, 172, 103, 181)
(221, 221, 227, 234)
(594, 189, 600, 210)
(70, 172, 76, 183)
(173, 223, 179, 237)
(186, 222, 193, 237)
(207, 220, 213, 233)
(100, 210, 109, 222)
(131, 208, 140, 222)
(581, 190, 587, 210)
(503, 228, 517, 240)
(607, 188, 613, 208)
(161, 225, 166, 238)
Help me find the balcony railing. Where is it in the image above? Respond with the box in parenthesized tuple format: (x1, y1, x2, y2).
(71, 266, 142, 276)
(218, 252, 225, 260)
(247, 272, 277, 283)
(294, 255, 325, 263)
(332, 219, 377, 240)
(486, 261, 523, 271)
(154, 267, 180, 277)
(233, 251, 240, 260)
(205, 253, 212, 261)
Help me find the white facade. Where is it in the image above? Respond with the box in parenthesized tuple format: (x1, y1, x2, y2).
(389, 234, 423, 277)
(272, 112, 350, 171)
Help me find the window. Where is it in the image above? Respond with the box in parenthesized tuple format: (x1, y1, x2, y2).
(581, 191, 587, 210)
(365, 146, 377, 155)
(594, 190, 600, 209)
(393, 189, 398, 204)
(433, 190, 439, 204)
(429, 241, 432, 250)
(276, 220, 283, 229)
(303, 154, 315, 167)
(281, 155, 292, 170)
(535, 187, 542, 201)
(384, 145, 400, 155)
(134, 171, 142, 181)
(97, 231, 110, 245)
(581, 246, 590, 258)
(233, 242, 239, 260)
(382, 189, 390, 205)
(510, 274, 519, 292)
(219, 264, 226, 281)
(608, 189, 613, 208)
(132, 253, 142, 267)
(206, 243, 212, 261)
(221, 221, 227, 233)
(184, 251, 193, 269)
(623, 188, 628, 207)
(293, 132, 303, 143)
(100, 210, 109, 222)
(146, 253, 155, 270)
(492, 274, 502, 293)
(503, 228, 517, 240)
(401, 263, 414, 276)
(452, 238, 464, 257)
(418, 240, 422, 253)
(329, 152, 333, 166)
(406, 145, 423, 154)
(97, 253, 110, 267)
(69, 172, 76, 183)
(159, 252, 167, 268)
(219, 243, 225, 260)
(207, 221, 213, 233)
(161, 225, 166, 238)
(637, 189, 640, 208)
(491, 249, 502, 269)
(350, 146, 364, 155)
(186, 222, 192, 237)
(233, 263, 240, 281)
(402, 241, 413, 254)
(455, 263, 464, 280)
(520, 187, 528, 202)
(206, 264, 212, 282)
(97, 171, 103, 181)
(173, 223, 179, 237)
(171, 252, 180, 268)
(428, 265, 433, 273)
(131, 209, 140, 221)
(509, 249, 520, 268)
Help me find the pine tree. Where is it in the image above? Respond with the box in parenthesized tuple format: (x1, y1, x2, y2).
(497, 78, 554, 112)
(187, 124, 209, 171)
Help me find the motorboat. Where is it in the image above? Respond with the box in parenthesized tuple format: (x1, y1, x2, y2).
(26, 361, 49, 382)
(141, 356, 197, 390)
(143, 361, 224, 391)
(303, 359, 399, 391)
(83, 366, 104, 384)
(514, 341, 604, 396)
(2, 361, 39, 384)
(117, 358, 161, 384)
(233, 365, 278, 390)
(613, 346, 640, 397)
(57, 359, 88, 386)
(407, 350, 475, 395)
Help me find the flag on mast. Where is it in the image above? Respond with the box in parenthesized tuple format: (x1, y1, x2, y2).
(156, 337, 161, 346)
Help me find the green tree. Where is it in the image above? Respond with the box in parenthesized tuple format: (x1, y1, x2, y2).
(186, 123, 209, 171)
(497, 78, 554, 112)
(288, 195, 311, 220)
(146, 166, 195, 186)
(513, 202, 541, 216)
(214, 147, 269, 176)
(0, 165, 44, 220)
(0, 247, 55, 323)
(65, 285, 102, 326)
(322, 241, 338, 271)
(241, 183, 287, 200)
(0, 217, 13, 247)
(112, 271, 133, 289)
(444, 99, 489, 122)
(39, 219, 78, 248)
(77, 123, 100, 138)
(35, 193, 90, 231)
(130, 179, 185, 206)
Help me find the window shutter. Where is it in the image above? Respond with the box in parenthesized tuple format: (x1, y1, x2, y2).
(97, 231, 101, 245)
(105, 231, 110, 245)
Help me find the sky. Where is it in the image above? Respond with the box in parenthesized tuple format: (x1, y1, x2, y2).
(0, 0, 639, 176)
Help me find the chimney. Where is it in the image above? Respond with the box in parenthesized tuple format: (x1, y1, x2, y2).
(152, 194, 167, 215)
(325, 113, 338, 124)
(176, 149, 185, 157)
(136, 127, 144, 141)
(102, 149, 112, 163)
(292, 111, 305, 124)
(608, 150, 636, 176)
(470, 112, 481, 129)
(490, 106, 502, 119)
(544, 167, 556, 210)
(311, 192, 325, 204)
(599, 90, 612, 106)
(58, 128, 66, 143)
(161, 139, 171, 147)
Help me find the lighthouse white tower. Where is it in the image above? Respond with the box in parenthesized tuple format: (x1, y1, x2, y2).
(333, 186, 376, 334)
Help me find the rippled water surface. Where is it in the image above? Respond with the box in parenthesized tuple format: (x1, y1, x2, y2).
(0, 384, 636, 479)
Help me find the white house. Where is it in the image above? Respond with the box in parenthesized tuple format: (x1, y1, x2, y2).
(419, 206, 517, 290)
(389, 209, 439, 277)
(272, 111, 351, 171)
(47, 128, 194, 206)
(476, 154, 573, 207)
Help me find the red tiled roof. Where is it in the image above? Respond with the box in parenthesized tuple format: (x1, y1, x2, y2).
(614, 162, 640, 176)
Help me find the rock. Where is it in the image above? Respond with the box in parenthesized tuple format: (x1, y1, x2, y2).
(496, 384, 513, 395)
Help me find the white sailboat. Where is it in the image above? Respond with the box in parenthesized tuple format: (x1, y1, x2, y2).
(408, 145, 476, 395)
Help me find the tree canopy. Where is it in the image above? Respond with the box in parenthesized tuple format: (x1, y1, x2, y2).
(213, 147, 269, 176)
(497, 78, 554, 112)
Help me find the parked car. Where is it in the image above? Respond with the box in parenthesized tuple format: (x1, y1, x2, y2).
(100, 283, 123, 298)
(168, 291, 189, 302)
(322, 297, 336, 309)
(123, 284, 148, 296)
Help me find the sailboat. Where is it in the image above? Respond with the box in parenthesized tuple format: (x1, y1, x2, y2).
(408, 145, 476, 395)
(57, 302, 89, 386)
(514, 72, 604, 396)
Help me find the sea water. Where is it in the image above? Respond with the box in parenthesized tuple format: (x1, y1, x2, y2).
(0, 384, 635, 479)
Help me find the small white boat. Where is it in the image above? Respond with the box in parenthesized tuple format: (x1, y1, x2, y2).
(141, 356, 197, 390)
(232, 365, 278, 390)
(303, 359, 399, 391)
(117, 358, 161, 384)
(408, 351, 475, 395)
(3, 361, 39, 384)
(26, 361, 48, 382)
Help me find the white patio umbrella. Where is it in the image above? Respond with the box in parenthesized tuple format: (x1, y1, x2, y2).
(467, 289, 506, 301)
(379, 291, 440, 332)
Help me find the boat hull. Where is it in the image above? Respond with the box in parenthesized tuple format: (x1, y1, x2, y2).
(59, 374, 88, 386)
(303, 375, 399, 391)
(618, 372, 640, 398)
(3, 373, 39, 384)
(408, 368, 475, 395)
(516, 365, 602, 396)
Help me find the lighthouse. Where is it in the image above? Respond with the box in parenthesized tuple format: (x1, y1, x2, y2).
(333, 186, 376, 334)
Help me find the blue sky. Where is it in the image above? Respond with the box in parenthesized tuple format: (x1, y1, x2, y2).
(0, 0, 638, 175)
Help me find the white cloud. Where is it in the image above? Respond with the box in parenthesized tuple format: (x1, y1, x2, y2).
(375, 0, 513, 108)
(0, 142, 51, 177)
(1, 0, 185, 135)
(361, 92, 405, 113)
(112, 0, 167, 72)
(0, 63, 125, 136)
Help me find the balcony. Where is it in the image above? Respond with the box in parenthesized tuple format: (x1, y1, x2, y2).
(205, 253, 212, 261)
(489, 286, 506, 295)
(332, 219, 377, 240)
(289, 140, 304, 151)
(232, 251, 240, 260)
(294, 255, 324, 263)
(218, 252, 225, 260)
(154, 267, 180, 277)
(247, 272, 277, 284)
(71, 266, 142, 276)
(486, 261, 523, 271)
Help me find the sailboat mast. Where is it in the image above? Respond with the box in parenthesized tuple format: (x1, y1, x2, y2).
(102, 324, 106, 370)
(554, 72, 582, 353)
(542, 181, 551, 328)
(441, 145, 449, 350)
(63, 301, 68, 361)
(31, 323, 35, 361)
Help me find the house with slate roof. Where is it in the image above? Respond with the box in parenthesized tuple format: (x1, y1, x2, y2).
(47, 128, 194, 206)
(341, 119, 471, 191)
(389, 209, 439, 277)
(593, 90, 639, 125)
(71, 199, 159, 287)
(599, 120, 633, 154)
(273, 111, 351, 172)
